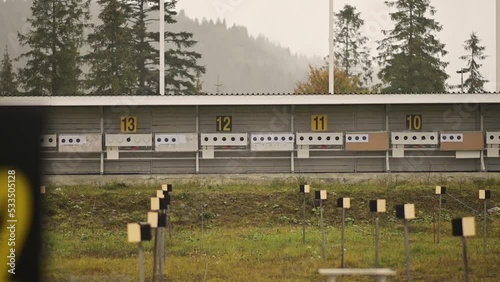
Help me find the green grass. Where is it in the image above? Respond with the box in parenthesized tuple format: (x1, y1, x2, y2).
(41, 178, 500, 281)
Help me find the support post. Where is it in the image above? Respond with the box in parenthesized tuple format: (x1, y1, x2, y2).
(302, 193, 306, 244)
(483, 199, 487, 254)
(341, 208, 345, 268)
(438, 194, 442, 244)
(138, 242, 145, 282)
(328, 0, 334, 94)
(375, 216, 380, 267)
(497, 0, 500, 92)
(159, 0, 165, 95)
(320, 200, 326, 260)
(462, 237, 470, 282)
(403, 219, 412, 282)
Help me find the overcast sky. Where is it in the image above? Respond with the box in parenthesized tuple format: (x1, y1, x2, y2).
(177, 0, 497, 91)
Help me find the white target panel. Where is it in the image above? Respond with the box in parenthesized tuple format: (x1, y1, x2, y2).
(40, 134, 57, 147)
(345, 134, 369, 143)
(250, 133, 294, 151)
(440, 133, 463, 143)
(105, 134, 152, 147)
(391, 132, 439, 145)
(296, 132, 343, 146)
(58, 134, 102, 153)
(486, 132, 500, 145)
(201, 133, 248, 146)
(154, 133, 198, 152)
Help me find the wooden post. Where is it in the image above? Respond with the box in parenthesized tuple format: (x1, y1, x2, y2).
(462, 236, 470, 282)
(403, 219, 412, 282)
(375, 216, 380, 267)
(320, 199, 326, 260)
(138, 242, 145, 282)
(341, 208, 345, 268)
(167, 205, 172, 240)
(302, 193, 306, 244)
(153, 228, 159, 282)
(438, 194, 442, 244)
(483, 199, 487, 254)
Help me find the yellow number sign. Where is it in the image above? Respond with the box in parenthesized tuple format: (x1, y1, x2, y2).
(311, 115, 328, 131)
(406, 114, 422, 131)
(121, 116, 137, 133)
(216, 116, 232, 132)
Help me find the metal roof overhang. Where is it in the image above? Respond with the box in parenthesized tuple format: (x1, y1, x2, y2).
(0, 94, 499, 107)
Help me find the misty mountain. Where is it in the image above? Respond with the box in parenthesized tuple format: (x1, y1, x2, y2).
(1, 1, 321, 94)
(170, 11, 322, 93)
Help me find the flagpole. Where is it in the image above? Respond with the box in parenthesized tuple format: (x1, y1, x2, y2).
(329, 0, 335, 94)
(160, 0, 165, 95)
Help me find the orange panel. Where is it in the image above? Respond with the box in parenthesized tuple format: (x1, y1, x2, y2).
(345, 132, 389, 151)
(440, 132, 484, 151)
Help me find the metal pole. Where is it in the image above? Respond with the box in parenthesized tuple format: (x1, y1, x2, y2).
(433, 198, 436, 244)
(320, 200, 326, 260)
(159, 0, 165, 95)
(375, 216, 380, 267)
(483, 200, 487, 254)
(167, 205, 172, 240)
(462, 237, 470, 282)
(328, 0, 334, 94)
(138, 242, 145, 282)
(153, 228, 159, 282)
(438, 194, 442, 244)
(497, 0, 500, 92)
(302, 193, 306, 244)
(341, 208, 345, 268)
(403, 220, 412, 282)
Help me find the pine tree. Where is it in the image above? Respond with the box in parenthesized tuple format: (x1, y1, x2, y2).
(130, 0, 206, 95)
(17, 0, 90, 95)
(459, 32, 488, 93)
(334, 5, 373, 87)
(86, 0, 137, 95)
(0, 46, 18, 96)
(377, 0, 449, 93)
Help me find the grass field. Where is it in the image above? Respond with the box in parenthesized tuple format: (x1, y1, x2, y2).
(41, 177, 500, 281)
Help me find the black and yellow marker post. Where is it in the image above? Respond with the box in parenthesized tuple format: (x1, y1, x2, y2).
(0, 107, 42, 282)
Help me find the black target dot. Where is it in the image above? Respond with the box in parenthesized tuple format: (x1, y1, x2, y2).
(126, 138, 131, 142)
(274, 137, 279, 141)
(69, 139, 73, 143)
(395, 136, 400, 140)
(231, 137, 236, 141)
(300, 137, 304, 141)
(450, 136, 454, 140)
(289, 137, 293, 141)
(362, 136, 367, 141)
(222, 137, 227, 141)
(204, 137, 209, 141)
(172, 138, 176, 142)
(240, 137, 245, 141)
(260, 137, 264, 141)
(443, 136, 447, 140)
(348, 137, 352, 141)
(457, 135, 462, 140)
(335, 136, 340, 141)
(412, 136, 417, 140)
(213, 137, 218, 141)
(282, 137, 286, 141)
(318, 137, 322, 141)
(253, 137, 257, 141)
(61, 139, 66, 143)
(355, 136, 360, 141)
(157, 138, 161, 142)
(76, 138, 81, 143)
(309, 136, 313, 141)
(404, 136, 408, 140)
(49, 138, 53, 143)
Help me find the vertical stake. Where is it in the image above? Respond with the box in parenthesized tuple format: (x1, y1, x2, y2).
(302, 193, 306, 244)
(403, 219, 412, 282)
(483, 199, 487, 254)
(438, 194, 442, 244)
(168, 205, 172, 240)
(153, 228, 159, 281)
(341, 207, 345, 268)
(462, 236, 470, 282)
(138, 242, 145, 282)
(375, 216, 380, 267)
(320, 200, 326, 260)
